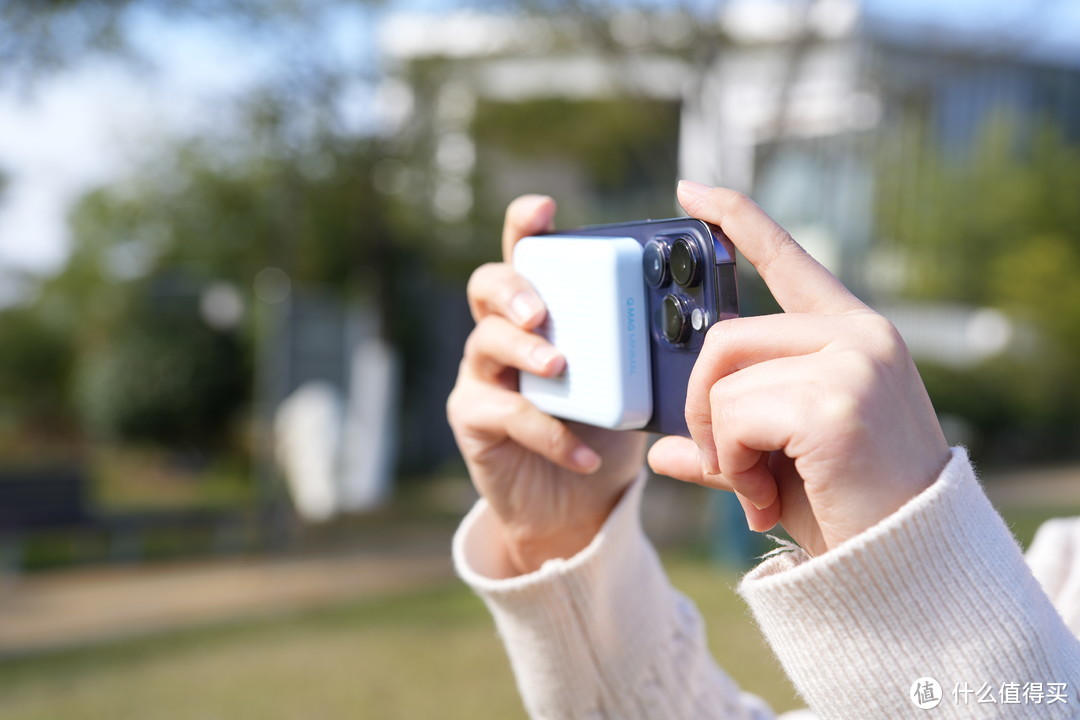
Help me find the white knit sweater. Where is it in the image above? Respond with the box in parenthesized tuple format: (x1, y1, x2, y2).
(453, 448, 1080, 718)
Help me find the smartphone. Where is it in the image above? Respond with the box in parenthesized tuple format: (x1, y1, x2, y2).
(513, 217, 738, 437)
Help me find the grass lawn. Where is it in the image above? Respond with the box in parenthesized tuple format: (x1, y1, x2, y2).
(0, 556, 798, 719)
(2, 501, 1072, 719)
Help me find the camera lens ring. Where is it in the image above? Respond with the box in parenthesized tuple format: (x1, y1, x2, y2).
(670, 237, 702, 288)
(661, 293, 692, 344)
(643, 240, 671, 288)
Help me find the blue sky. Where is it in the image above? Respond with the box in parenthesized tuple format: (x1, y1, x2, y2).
(0, 0, 1076, 283)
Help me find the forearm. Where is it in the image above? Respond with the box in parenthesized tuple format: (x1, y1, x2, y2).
(453, 472, 774, 720)
(740, 448, 1080, 719)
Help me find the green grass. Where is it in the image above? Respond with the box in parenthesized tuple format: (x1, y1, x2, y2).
(1000, 505, 1080, 551)
(0, 557, 797, 719)
(668, 559, 802, 713)
(8, 500, 1065, 719)
(3, 500, 1071, 719)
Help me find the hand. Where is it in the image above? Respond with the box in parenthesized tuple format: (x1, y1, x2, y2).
(649, 181, 951, 557)
(447, 195, 647, 574)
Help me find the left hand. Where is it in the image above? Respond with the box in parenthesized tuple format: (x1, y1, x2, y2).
(447, 195, 648, 574)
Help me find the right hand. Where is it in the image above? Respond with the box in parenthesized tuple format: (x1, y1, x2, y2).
(447, 195, 648, 575)
(648, 182, 951, 557)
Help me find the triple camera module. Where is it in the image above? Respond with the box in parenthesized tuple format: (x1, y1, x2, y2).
(643, 237, 705, 345)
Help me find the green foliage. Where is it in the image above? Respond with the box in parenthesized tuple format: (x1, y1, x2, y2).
(991, 231, 1080, 359)
(75, 293, 248, 447)
(879, 117, 1080, 455)
(0, 1, 380, 88)
(1, 0, 708, 469)
(880, 118, 1080, 306)
(473, 97, 680, 194)
(42, 112, 423, 448)
(65, 136, 398, 293)
(466, 96, 682, 267)
(0, 305, 74, 429)
(1, 125, 411, 454)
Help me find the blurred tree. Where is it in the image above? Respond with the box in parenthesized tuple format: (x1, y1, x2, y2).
(0, 304, 75, 434)
(65, 135, 397, 294)
(879, 117, 1080, 457)
(0, 0, 734, 468)
(75, 293, 248, 448)
(0, 0, 432, 470)
(0, 0, 375, 86)
(881, 118, 1080, 305)
(47, 127, 405, 449)
(466, 96, 682, 264)
(378, 2, 731, 276)
(473, 97, 681, 210)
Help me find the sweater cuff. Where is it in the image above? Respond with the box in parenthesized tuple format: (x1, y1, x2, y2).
(739, 447, 1080, 718)
(451, 472, 669, 716)
(453, 472, 702, 718)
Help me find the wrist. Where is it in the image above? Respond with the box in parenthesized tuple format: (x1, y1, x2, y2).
(819, 444, 952, 553)
(494, 486, 631, 575)
(499, 520, 605, 574)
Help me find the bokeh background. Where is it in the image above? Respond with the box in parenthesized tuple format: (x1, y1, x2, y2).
(0, 0, 1078, 717)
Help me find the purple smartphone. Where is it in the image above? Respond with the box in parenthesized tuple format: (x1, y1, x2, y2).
(543, 217, 738, 437)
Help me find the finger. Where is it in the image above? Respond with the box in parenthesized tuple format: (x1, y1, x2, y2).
(502, 194, 557, 262)
(649, 437, 780, 532)
(676, 181, 866, 315)
(709, 430, 779, 518)
(463, 315, 565, 382)
(648, 436, 732, 491)
(706, 356, 827, 508)
(451, 386, 601, 474)
(466, 262, 547, 328)
(767, 451, 820, 549)
(687, 313, 840, 475)
(733, 490, 783, 533)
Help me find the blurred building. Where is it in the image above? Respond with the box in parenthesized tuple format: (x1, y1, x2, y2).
(376, 0, 1080, 376)
(374, 9, 695, 229)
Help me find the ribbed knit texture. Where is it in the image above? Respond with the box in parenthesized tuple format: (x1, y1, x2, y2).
(740, 447, 1080, 718)
(454, 449, 1080, 719)
(1027, 516, 1080, 637)
(454, 473, 772, 719)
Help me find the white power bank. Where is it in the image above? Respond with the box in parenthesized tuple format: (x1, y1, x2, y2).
(513, 235, 652, 430)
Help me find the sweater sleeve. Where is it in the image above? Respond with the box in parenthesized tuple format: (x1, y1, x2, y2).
(453, 471, 777, 720)
(739, 447, 1080, 718)
(1026, 516, 1080, 637)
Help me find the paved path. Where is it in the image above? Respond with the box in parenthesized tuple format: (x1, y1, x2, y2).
(984, 463, 1080, 508)
(0, 541, 455, 658)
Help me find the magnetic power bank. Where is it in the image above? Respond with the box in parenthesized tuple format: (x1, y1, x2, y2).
(513, 236, 651, 430)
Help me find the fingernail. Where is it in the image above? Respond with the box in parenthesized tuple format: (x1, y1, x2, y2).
(747, 515, 770, 533)
(572, 446, 602, 474)
(677, 179, 711, 201)
(530, 344, 561, 371)
(532, 195, 556, 231)
(510, 292, 544, 325)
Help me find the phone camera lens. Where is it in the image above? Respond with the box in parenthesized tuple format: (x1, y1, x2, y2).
(670, 238, 702, 288)
(643, 240, 670, 288)
(661, 294, 691, 344)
